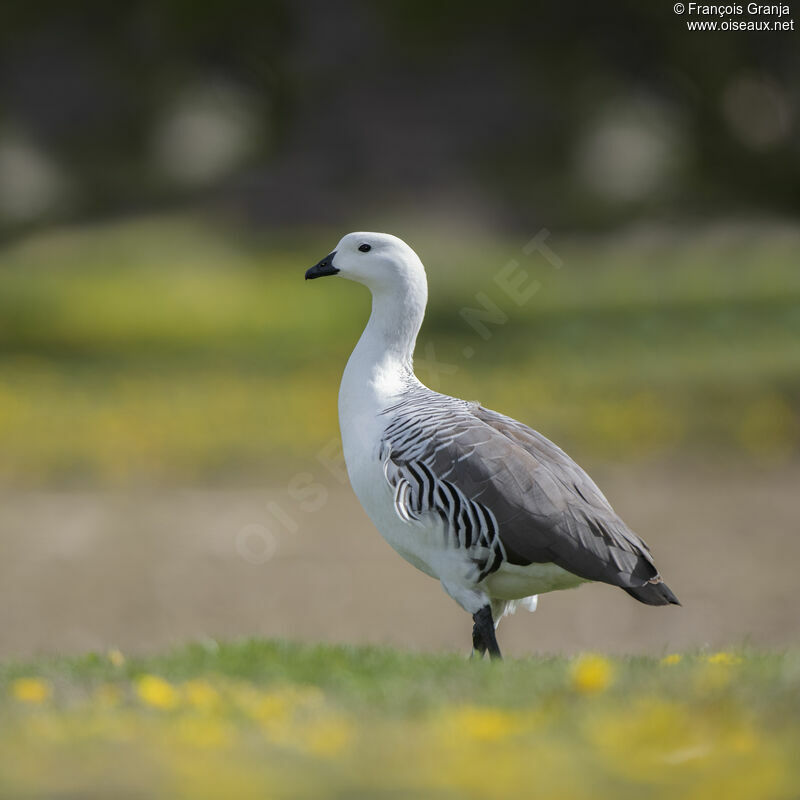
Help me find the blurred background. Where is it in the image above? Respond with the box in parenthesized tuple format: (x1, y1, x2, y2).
(0, 0, 798, 657)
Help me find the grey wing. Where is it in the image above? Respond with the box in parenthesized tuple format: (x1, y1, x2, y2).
(381, 394, 678, 602)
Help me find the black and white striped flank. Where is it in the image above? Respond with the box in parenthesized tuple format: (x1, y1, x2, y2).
(379, 385, 679, 605)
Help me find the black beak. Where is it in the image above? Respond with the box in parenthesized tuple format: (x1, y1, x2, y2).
(305, 251, 339, 280)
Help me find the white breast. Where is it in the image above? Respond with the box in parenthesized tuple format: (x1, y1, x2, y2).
(340, 406, 453, 581)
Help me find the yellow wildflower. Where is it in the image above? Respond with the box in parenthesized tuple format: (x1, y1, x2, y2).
(571, 654, 614, 693)
(704, 652, 742, 666)
(661, 653, 682, 666)
(10, 677, 52, 704)
(443, 706, 524, 742)
(694, 661, 738, 692)
(107, 649, 125, 667)
(136, 674, 179, 710)
(693, 653, 741, 693)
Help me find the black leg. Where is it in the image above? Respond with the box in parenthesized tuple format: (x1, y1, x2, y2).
(472, 605, 502, 660)
(471, 620, 487, 658)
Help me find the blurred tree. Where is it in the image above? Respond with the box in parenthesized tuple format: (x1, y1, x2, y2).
(0, 0, 797, 236)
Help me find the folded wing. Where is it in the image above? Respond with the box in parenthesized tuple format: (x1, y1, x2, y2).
(381, 392, 679, 604)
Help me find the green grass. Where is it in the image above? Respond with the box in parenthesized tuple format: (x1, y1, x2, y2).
(1, 640, 799, 798)
(0, 216, 798, 486)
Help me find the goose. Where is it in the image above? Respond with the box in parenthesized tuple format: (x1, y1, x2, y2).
(305, 232, 679, 659)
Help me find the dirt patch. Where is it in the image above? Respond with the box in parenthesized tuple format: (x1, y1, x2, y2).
(1, 463, 797, 658)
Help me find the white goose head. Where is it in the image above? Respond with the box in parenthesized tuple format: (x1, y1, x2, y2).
(305, 232, 427, 297)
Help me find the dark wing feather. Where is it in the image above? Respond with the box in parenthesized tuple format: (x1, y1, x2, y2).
(382, 392, 678, 601)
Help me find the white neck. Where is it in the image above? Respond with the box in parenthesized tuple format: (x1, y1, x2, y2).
(340, 269, 428, 415)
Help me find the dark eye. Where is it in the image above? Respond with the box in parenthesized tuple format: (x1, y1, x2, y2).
(358, 243, 371, 253)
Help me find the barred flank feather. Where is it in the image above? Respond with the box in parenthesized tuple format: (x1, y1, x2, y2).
(380, 385, 680, 603)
